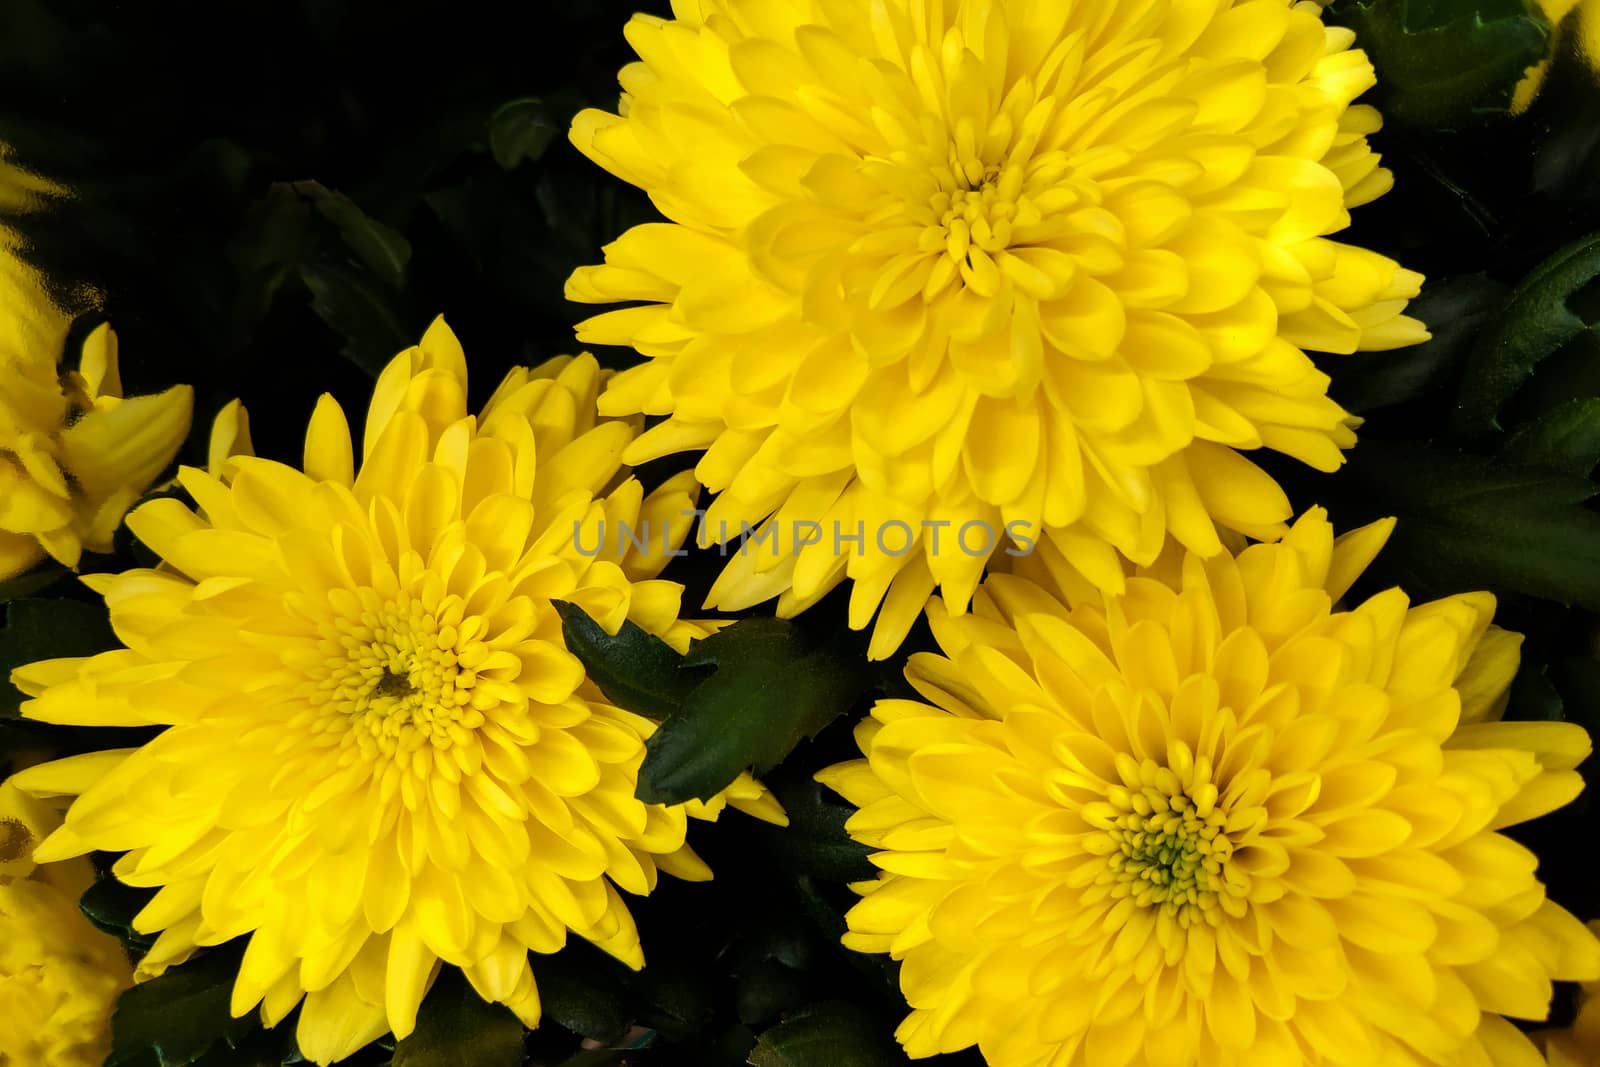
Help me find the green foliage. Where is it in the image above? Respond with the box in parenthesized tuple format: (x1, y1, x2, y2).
(561, 607, 880, 805)
(392, 970, 526, 1067)
(1327, 0, 1551, 129)
(1454, 232, 1600, 434)
(1332, 441, 1600, 607)
(1328, 273, 1507, 413)
(79, 874, 157, 956)
(757, 771, 878, 884)
(1498, 397, 1600, 475)
(108, 943, 260, 1067)
(639, 618, 878, 804)
(3, 0, 1600, 1064)
(489, 97, 567, 172)
(528, 946, 631, 1046)
(554, 602, 707, 720)
(748, 1003, 910, 1067)
(0, 598, 117, 716)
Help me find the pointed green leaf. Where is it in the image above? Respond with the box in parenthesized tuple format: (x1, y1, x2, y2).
(1454, 232, 1600, 434)
(636, 618, 876, 805)
(79, 876, 158, 952)
(748, 1003, 908, 1067)
(108, 943, 253, 1067)
(1328, 274, 1506, 413)
(489, 98, 558, 171)
(554, 601, 708, 720)
(1327, 0, 1551, 130)
(291, 181, 412, 290)
(758, 772, 875, 883)
(527, 946, 630, 1045)
(1498, 397, 1600, 476)
(1336, 440, 1600, 607)
(392, 969, 525, 1067)
(298, 261, 415, 377)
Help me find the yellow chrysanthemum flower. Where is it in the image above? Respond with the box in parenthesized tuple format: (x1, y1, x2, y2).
(1514, 0, 1600, 112)
(1542, 921, 1600, 1067)
(568, 0, 1428, 656)
(1537, 920, 1600, 1065)
(7, 317, 784, 1065)
(1, 777, 133, 1067)
(3, 187, 194, 582)
(818, 508, 1598, 1065)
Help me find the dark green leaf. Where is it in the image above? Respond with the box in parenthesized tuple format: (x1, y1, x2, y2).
(759, 774, 875, 883)
(1552, 655, 1600, 733)
(80, 876, 158, 952)
(226, 185, 317, 345)
(555, 601, 708, 720)
(1507, 661, 1566, 721)
(489, 98, 558, 171)
(1454, 232, 1600, 435)
(298, 261, 416, 377)
(291, 181, 412, 290)
(1328, 274, 1506, 413)
(109, 943, 251, 1067)
(392, 968, 525, 1067)
(0, 598, 118, 716)
(528, 946, 630, 1045)
(1335, 441, 1600, 607)
(0, 565, 69, 603)
(736, 960, 809, 1028)
(1498, 397, 1600, 476)
(189, 1027, 281, 1067)
(637, 618, 876, 805)
(1327, 0, 1551, 130)
(747, 1003, 908, 1067)
(631, 957, 714, 1041)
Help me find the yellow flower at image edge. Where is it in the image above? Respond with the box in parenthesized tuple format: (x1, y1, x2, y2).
(9, 317, 784, 1065)
(1539, 920, 1600, 1065)
(0, 778, 133, 1067)
(819, 509, 1597, 1066)
(1514, 0, 1600, 112)
(569, 0, 1429, 656)
(0, 311, 194, 581)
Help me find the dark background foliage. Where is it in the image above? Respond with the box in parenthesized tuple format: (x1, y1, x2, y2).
(4, 0, 1600, 1061)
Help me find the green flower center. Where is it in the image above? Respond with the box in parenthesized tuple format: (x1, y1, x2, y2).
(1085, 758, 1242, 928)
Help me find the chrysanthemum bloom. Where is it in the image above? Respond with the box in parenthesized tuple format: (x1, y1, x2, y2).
(568, 0, 1428, 657)
(1514, 0, 1600, 112)
(9, 318, 784, 1064)
(1537, 920, 1600, 1065)
(0, 308, 194, 580)
(0, 777, 133, 1066)
(818, 509, 1598, 1065)
(3, 155, 193, 581)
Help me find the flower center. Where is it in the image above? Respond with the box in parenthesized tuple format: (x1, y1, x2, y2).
(1088, 757, 1241, 928)
(309, 590, 486, 760)
(930, 162, 1027, 264)
(0, 817, 32, 864)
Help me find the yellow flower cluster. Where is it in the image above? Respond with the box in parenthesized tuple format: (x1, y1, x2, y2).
(9, 318, 783, 1064)
(1, 778, 132, 1067)
(2, 158, 193, 581)
(819, 510, 1599, 1065)
(0, 3, 1595, 1066)
(569, 0, 1426, 656)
